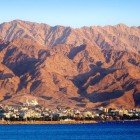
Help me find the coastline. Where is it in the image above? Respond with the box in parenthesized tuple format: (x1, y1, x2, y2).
(0, 120, 139, 125)
(0, 120, 97, 125)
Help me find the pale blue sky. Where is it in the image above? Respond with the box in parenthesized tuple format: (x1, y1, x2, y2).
(0, 0, 140, 27)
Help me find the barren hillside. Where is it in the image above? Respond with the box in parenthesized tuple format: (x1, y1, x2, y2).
(0, 20, 140, 110)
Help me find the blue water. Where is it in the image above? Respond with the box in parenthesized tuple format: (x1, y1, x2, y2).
(0, 121, 140, 140)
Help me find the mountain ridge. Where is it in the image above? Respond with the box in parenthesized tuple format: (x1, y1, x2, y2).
(0, 20, 140, 110)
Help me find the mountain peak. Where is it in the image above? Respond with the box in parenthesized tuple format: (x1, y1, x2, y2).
(116, 23, 128, 28)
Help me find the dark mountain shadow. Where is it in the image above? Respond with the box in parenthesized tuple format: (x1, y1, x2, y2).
(2, 47, 41, 92)
(85, 67, 116, 88)
(94, 101, 110, 108)
(133, 92, 140, 106)
(102, 49, 112, 63)
(102, 50, 125, 64)
(70, 97, 86, 103)
(30, 80, 41, 92)
(68, 44, 86, 59)
(86, 80, 140, 103)
(128, 58, 140, 66)
(16, 59, 40, 92)
(40, 96, 52, 100)
(116, 73, 129, 81)
(72, 61, 122, 103)
(17, 75, 28, 92)
(0, 41, 10, 52)
(87, 90, 124, 103)
(59, 87, 67, 94)
(52, 27, 71, 46)
(12, 58, 38, 76)
(122, 79, 136, 91)
(3, 47, 17, 61)
(1, 93, 12, 102)
(76, 103, 86, 107)
(73, 61, 116, 89)
(0, 73, 13, 80)
(3, 47, 39, 76)
(73, 63, 100, 88)
(38, 50, 50, 63)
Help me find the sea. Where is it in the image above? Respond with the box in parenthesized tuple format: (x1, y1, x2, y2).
(0, 121, 139, 140)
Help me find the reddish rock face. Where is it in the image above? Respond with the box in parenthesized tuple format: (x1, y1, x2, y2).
(0, 20, 140, 110)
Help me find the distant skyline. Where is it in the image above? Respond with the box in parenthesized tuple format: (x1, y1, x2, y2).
(0, 0, 140, 27)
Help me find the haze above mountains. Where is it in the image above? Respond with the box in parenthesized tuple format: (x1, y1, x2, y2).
(0, 20, 140, 110)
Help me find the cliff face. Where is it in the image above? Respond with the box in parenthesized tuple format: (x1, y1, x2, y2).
(0, 20, 140, 109)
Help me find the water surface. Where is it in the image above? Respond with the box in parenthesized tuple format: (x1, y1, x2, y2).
(0, 121, 139, 140)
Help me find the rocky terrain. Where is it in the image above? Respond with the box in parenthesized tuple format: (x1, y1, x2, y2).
(0, 20, 140, 110)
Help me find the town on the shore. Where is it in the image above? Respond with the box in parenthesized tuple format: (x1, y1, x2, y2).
(0, 99, 140, 122)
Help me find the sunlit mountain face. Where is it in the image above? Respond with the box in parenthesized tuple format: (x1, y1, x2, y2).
(0, 20, 140, 110)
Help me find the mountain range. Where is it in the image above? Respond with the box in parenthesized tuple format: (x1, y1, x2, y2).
(0, 20, 140, 110)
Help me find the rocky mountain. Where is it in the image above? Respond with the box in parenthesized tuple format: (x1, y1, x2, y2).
(0, 20, 140, 110)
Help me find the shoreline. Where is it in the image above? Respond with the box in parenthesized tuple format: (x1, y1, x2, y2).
(0, 120, 97, 125)
(0, 120, 139, 125)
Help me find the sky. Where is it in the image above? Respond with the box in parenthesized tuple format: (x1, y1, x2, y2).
(0, 0, 140, 27)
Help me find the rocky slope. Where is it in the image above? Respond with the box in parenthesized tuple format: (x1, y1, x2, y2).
(0, 20, 140, 110)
